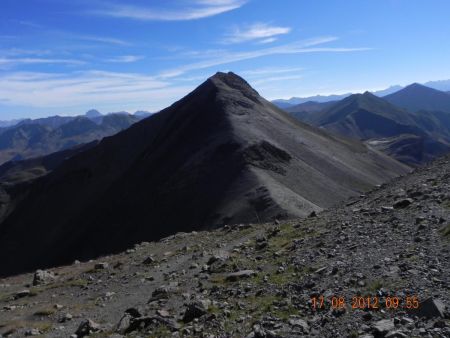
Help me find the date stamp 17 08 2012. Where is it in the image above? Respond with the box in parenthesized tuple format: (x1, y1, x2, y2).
(311, 295, 420, 311)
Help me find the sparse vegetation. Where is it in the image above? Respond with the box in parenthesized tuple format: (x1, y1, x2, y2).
(33, 307, 56, 317)
(366, 279, 384, 292)
(441, 223, 450, 237)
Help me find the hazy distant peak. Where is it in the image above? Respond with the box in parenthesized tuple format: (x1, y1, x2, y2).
(85, 109, 102, 118)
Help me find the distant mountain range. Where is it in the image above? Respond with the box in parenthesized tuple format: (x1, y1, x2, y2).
(0, 72, 409, 276)
(0, 111, 148, 165)
(272, 86, 403, 108)
(286, 84, 450, 165)
(384, 83, 450, 113)
(284, 101, 337, 122)
(272, 93, 351, 108)
(272, 79, 450, 108)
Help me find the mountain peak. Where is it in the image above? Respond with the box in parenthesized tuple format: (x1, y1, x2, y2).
(85, 109, 102, 118)
(344, 91, 378, 103)
(208, 72, 259, 98)
(405, 83, 430, 91)
(362, 91, 377, 98)
(0, 72, 409, 276)
(385, 82, 450, 113)
(209, 71, 245, 83)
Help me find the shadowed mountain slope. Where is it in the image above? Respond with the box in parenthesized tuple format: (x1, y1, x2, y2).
(384, 83, 450, 113)
(291, 92, 450, 165)
(284, 100, 337, 124)
(308, 92, 421, 139)
(0, 141, 99, 186)
(0, 114, 141, 164)
(0, 72, 410, 276)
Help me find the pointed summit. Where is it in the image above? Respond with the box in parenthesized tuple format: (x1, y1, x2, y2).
(209, 72, 257, 93)
(189, 72, 261, 106)
(85, 109, 102, 119)
(307, 91, 421, 140)
(385, 83, 450, 113)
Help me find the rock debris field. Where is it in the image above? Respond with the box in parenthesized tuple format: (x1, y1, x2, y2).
(0, 156, 449, 337)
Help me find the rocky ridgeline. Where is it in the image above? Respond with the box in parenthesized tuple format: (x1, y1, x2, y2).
(0, 156, 449, 337)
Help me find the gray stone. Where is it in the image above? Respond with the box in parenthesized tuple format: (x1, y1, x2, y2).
(149, 284, 178, 301)
(142, 256, 155, 265)
(385, 331, 408, 338)
(25, 329, 41, 336)
(182, 299, 210, 323)
(75, 319, 100, 337)
(60, 313, 73, 323)
(408, 297, 445, 319)
(116, 314, 132, 334)
(393, 199, 413, 209)
(225, 270, 256, 281)
(33, 269, 56, 286)
(288, 318, 309, 332)
(372, 319, 395, 336)
(15, 289, 31, 299)
(95, 262, 109, 270)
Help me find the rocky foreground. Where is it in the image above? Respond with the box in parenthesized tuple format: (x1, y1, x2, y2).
(0, 156, 449, 338)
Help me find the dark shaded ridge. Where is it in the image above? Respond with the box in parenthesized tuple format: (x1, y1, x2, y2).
(0, 74, 247, 274)
(0, 72, 409, 277)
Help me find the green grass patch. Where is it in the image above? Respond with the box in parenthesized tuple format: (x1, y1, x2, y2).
(0, 291, 10, 302)
(267, 267, 297, 285)
(246, 294, 299, 321)
(0, 320, 52, 336)
(366, 279, 384, 292)
(45, 278, 88, 291)
(441, 223, 450, 237)
(33, 307, 56, 317)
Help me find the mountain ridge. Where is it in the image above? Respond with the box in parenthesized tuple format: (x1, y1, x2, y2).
(384, 83, 450, 113)
(0, 72, 409, 277)
(287, 91, 450, 165)
(272, 80, 450, 108)
(0, 113, 143, 164)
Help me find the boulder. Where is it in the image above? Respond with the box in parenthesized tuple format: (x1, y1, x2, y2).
(408, 297, 445, 319)
(15, 289, 31, 299)
(75, 319, 100, 337)
(372, 319, 395, 337)
(182, 299, 211, 323)
(142, 256, 155, 265)
(33, 269, 56, 286)
(393, 199, 413, 209)
(288, 318, 309, 332)
(149, 284, 178, 302)
(94, 262, 109, 270)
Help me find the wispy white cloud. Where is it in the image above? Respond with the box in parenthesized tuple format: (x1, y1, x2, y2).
(250, 75, 304, 86)
(106, 55, 145, 63)
(13, 20, 42, 28)
(92, 0, 247, 21)
(160, 37, 370, 78)
(258, 37, 277, 44)
(241, 66, 304, 77)
(0, 71, 190, 110)
(223, 23, 291, 44)
(0, 58, 85, 68)
(75, 35, 130, 46)
(0, 48, 52, 57)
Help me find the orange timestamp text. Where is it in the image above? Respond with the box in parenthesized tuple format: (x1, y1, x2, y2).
(311, 295, 420, 311)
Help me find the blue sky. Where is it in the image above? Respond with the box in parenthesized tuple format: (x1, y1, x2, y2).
(1, 0, 450, 119)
